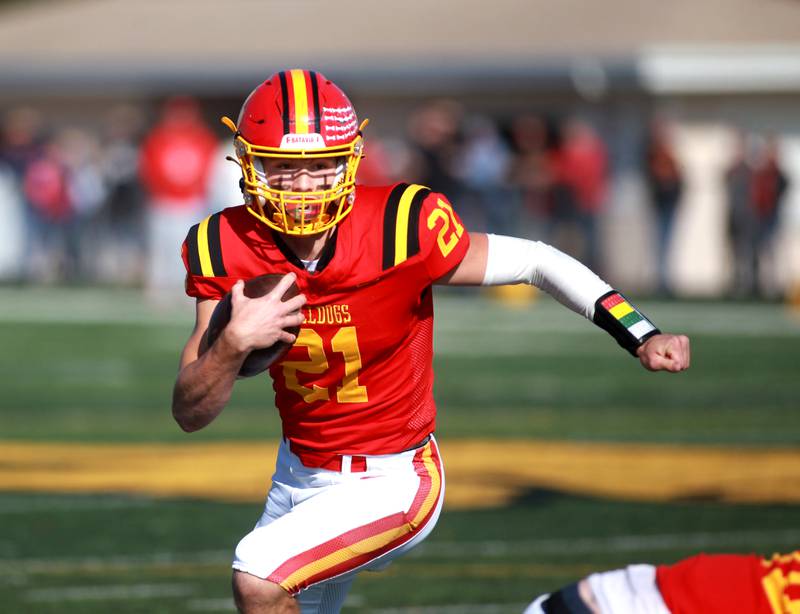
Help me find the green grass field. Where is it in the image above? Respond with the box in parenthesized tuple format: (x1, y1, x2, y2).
(2, 287, 800, 613)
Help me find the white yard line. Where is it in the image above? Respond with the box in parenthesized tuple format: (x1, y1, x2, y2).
(0, 550, 230, 574)
(25, 583, 195, 602)
(0, 495, 155, 514)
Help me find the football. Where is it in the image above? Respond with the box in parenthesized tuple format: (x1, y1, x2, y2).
(204, 274, 302, 378)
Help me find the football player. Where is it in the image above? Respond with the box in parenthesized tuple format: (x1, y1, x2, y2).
(524, 549, 800, 613)
(172, 69, 691, 614)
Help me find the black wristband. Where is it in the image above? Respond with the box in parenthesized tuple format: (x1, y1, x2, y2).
(592, 290, 660, 357)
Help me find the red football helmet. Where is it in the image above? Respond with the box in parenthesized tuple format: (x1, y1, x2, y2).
(222, 69, 367, 235)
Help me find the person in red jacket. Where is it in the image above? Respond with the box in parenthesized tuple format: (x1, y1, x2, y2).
(524, 550, 800, 613)
(139, 96, 217, 301)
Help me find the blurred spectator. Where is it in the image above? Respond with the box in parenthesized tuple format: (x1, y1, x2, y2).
(507, 113, 552, 238)
(0, 107, 42, 177)
(98, 104, 146, 284)
(408, 98, 494, 231)
(208, 138, 245, 213)
(751, 135, 789, 288)
(643, 119, 684, 296)
(355, 133, 395, 186)
(60, 127, 108, 281)
(0, 107, 41, 279)
(549, 117, 608, 273)
(454, 114, 512, 233)
(726, 133, 757, 297)
(371, 135, 418, 184)
(139, 96, 217, 304)
(21, 132, 75, 282)
(406, 98, 465, 197)
(725, 133, 789, 298)
(0, 165, 24, 279)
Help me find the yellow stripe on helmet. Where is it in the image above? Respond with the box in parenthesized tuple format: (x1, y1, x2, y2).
(290, 69, 310, 134)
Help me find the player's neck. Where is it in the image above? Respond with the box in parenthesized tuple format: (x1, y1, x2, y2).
(282, 227, 335, 262)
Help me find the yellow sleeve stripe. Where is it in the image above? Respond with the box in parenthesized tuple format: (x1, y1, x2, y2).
(196, 215, 215, 277)
(394, 184, 428, 266)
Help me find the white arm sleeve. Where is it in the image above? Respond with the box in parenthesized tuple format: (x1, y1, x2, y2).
(481, 233, 612, 320)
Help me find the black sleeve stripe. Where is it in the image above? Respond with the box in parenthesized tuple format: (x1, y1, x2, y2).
(381, 183, 409, 271)
(207, 213, 227, 277)
(186, 224, 202, 276)
(405, 187, 430, 260)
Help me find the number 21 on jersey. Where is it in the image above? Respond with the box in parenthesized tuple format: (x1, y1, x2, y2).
(427, 198, 464, 257)
(282, 327, 368, 403)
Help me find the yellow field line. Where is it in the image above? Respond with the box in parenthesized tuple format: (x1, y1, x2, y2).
(1, 440, 799, 508)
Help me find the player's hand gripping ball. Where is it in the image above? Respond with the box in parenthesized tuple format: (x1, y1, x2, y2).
(205, 274, 302, 377)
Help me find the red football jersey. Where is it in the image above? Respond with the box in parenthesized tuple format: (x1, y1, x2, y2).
(656, 551, 800, 614)
(182, 183, 470, 455)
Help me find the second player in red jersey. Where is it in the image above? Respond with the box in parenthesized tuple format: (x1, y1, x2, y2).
(526, 550, 800, 613)
(657, 551, 800, 614)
